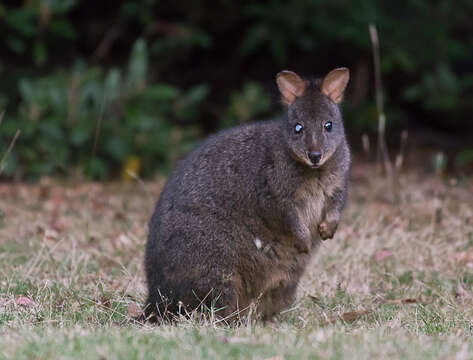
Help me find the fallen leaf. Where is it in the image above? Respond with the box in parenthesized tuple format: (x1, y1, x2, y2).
(128, 302, 144, 318)
(50, 217, 65, 232)
(16, 296, 36, 307)
(455, 285, 468, 300)
(122, 156, 142, 182)
(384, 298, 419, 305)
(308, 294, 322, 304)
(341, 310, 371, 322)
(326, 310, 371, 324)
(100, 296, 111, 308)
(374, 248, 393, 261)
(117, 233, 132, 248)
(44, 228, 59, 240)
(43, 191, 65, 213)
(453, 252, 473, 268)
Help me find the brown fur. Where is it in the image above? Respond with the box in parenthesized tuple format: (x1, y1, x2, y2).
(144, 68, 351, 321)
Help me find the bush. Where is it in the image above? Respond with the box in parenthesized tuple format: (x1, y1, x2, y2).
(0, 39, 206, 179)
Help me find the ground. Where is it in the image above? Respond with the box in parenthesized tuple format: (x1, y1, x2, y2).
(0, 162, 473, 359)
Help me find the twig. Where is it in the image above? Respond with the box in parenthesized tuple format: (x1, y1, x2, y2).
(369, 24, 392, 177)
(126, 169, 151, 197)
(0, 129, 20, 176)
(362, 133, 370, 157)
(91, 26, 122, 62)
(395, 130, 408, 171)
(91, 91, 107, 157)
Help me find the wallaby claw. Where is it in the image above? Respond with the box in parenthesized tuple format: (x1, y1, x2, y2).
(294, 236, 311, 253)
(318, 220, 338, 240)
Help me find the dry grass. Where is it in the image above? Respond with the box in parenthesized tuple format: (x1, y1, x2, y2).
(0, 162, 473, 359)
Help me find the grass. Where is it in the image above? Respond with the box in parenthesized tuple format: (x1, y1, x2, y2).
(1, 163, 473, 359)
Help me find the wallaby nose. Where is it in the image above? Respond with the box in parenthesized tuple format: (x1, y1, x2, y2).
(308, 151, 322, 165)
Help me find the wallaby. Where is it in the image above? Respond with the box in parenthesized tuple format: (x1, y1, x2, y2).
(145, 68, 351, 321)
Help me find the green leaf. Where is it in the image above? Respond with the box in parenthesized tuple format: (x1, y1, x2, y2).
(127, 38, 148, 91)
(455, 150, 473, 169)
(6, 37, 26, 54)
(84, 157, 109, 180)
(104, 137, 130, 162)
(174, 84, 210, 121)
(239, 24, 268, 55)
(146, 84, 180, 101)
(33, 41, 47, 66)
(4, 8, 37, 37)
(49, 18, 77, 39)
(70, 125, 92, 147)
(104, 68, 122, 101)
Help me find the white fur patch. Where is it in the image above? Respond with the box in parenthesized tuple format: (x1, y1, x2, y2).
(254, 237, 263, 249)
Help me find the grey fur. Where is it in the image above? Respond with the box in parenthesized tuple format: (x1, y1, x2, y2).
(144, 69, 351, 321)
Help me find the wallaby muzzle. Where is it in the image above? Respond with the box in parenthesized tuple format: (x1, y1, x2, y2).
(308, 151, 322, 166)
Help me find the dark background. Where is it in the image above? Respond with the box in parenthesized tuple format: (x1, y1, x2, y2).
(1, 0, 472, 180)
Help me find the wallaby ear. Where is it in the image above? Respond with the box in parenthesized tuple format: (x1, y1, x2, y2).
(276, 70, 306, 105)
(321, 67, 350, 103)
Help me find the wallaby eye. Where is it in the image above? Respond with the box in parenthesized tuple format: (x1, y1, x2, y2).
(294, 123, 303, 134)
(324, 121, 332, 132)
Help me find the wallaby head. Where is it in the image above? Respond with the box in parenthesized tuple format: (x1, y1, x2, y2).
(276, 68, 350, 168)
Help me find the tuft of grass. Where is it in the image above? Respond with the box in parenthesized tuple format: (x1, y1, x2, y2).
(1, 165, 473, 359)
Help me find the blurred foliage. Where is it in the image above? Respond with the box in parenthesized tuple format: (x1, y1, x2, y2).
(222, 82, 272, 127)
(0, 0, 472, 179)
(1, 38, 205, 179)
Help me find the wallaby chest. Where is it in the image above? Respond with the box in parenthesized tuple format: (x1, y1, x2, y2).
(294, 171, 340, 234)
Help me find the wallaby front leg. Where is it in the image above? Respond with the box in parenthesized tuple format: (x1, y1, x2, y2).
(319, 186, 347, 240)
(286, 211, 311, 253)
(318, 212, 340, 240)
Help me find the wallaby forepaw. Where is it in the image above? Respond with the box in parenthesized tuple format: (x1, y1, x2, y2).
(291, 224, 311, 253)
(294, 226, 311, 253)
(318, 220, 338, 240)
(294, 238, 310, 253)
